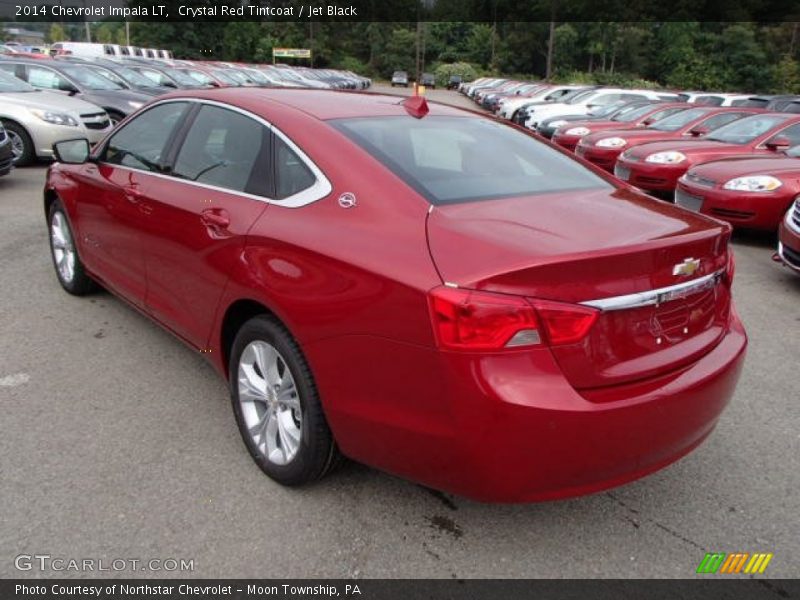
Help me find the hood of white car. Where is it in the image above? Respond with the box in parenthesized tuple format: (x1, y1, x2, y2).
(0, 90, 106, 114)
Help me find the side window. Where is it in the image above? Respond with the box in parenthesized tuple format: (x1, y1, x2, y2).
(27, 66, 71, 91)
(702, 113, 748, 130)
(102, 102, 188, 171)
(0, 63, 18, 77)
(768, 123, 800, 146)
(619, 93, 647, 102)
(173, 105, 270, 195)
(275, 136, 316, 199)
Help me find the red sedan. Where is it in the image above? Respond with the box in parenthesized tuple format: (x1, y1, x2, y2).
(613, 113, 800, 196)
(552, 102, 687, 152)
(577, 107, 762, 172)
(675, 150, 800, 230)
(777, 199, 800, 273)
(44, 89, 746, 502)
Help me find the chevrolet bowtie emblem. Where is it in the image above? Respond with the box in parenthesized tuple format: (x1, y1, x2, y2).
(673, 258, 701, 277)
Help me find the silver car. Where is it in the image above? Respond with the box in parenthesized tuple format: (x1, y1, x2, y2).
(0, 71, 112, 165)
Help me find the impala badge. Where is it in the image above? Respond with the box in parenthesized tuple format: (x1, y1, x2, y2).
(673, 258, 701, 277)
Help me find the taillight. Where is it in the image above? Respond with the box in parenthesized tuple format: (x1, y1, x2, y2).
(529, 299, 599, 346)
(428, 287, 598, 351)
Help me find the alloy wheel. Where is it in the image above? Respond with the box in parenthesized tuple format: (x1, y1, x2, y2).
(50, 211, 76, 284)
(237, 341, 302, 466)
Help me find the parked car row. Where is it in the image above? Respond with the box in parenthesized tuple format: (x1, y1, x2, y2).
(0, 52, 371, 169)
(458, 77, 800, 275)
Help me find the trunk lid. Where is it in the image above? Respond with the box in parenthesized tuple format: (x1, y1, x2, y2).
(426, 188, 732, 390)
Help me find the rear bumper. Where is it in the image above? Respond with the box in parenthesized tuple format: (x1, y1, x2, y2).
(778, 216, 800, 272)
(312, 309, 747, 503)
(676, 179, 793, 231)
(616, 158, 687, 192)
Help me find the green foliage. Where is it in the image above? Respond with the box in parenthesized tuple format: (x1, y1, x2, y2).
(47, 23, 66, 44)
(50, 19, 799, 95)
(773, 55, 800, 94)
(434, 62, 479, 87)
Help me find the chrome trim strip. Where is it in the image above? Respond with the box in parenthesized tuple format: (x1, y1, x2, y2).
(581, 270, 724, 311)
(94, 97, 332, 209)
(788, 199, 800, 235)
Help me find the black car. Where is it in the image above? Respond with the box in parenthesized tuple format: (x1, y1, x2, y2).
(420, 73, 436, 89)
(535, 99, 656, 138)
(0, 58, 152, 125)
(62, 58, 173, 96)
(447, 75, 462, 90)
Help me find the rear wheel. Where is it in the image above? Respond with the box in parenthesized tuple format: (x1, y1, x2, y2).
(230, 315, 341, 486)
(48, 199, 97, 295)
(4, 121, 35, 166)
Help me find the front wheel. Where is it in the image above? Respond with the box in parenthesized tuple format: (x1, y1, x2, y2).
(4, 121, 35, 166)
(48, 199, 97, 295)
(230, 316, 340, 486)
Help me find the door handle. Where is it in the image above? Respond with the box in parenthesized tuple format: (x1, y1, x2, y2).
(201, 208, 230, 230)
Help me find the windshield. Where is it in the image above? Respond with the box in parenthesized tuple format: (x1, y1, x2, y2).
(113, 65, 160, 87)
(333, 116, 611, 205)
(566, 89, 597, 105)
(0, 70, 35, 92)
(209, 68, 240, 85)
(612, 104, 659, 123)
(59, 66, 124, 90)
(704, 114, 790, 144)
(649, 107, 711, 131)
(162, 67, 204, 87)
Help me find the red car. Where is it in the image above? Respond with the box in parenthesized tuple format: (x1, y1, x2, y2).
(777, 199, 800, 273)
(613, 113, 800, 196)
(44, 89, 746, 502)
(675, 150, 800, 230)
(552, 102, 687, 152)
(577, 107, 762, 173)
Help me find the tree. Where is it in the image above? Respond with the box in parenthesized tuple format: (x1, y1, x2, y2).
(47, 23, 66, 44)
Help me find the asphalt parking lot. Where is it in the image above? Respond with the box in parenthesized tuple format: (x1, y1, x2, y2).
(1, 88, 798, 579)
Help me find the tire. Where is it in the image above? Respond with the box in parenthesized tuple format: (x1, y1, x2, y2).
(106, 110, 125, 127)
(3, 121, 35, 166)
(48, 199, 97, 295)
(230, 315, 341, 486)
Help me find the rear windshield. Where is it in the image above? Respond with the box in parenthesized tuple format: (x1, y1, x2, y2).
(649, 107, 711, 131)
(333, 116, 611, 205)
(705, 114, 790, 144)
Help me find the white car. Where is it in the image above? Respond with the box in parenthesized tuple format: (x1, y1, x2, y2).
(497, 85, 587, 120)
(523, 88, 672, 129)
(0, 71, 111, 165)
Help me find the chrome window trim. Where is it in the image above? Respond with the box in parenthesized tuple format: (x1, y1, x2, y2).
(581, 270, 724, 312)
(787, 199, 800, 235)
(96, 96, 332, 208)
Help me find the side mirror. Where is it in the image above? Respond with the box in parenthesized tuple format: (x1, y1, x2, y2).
(766, 136, 791, 151)
(642, 118, 655, 126)
(689, 126, 710, 137)
(53, 139, 90, 164)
